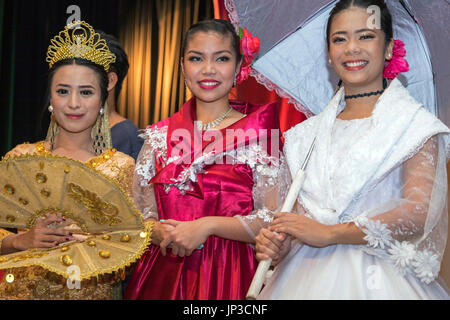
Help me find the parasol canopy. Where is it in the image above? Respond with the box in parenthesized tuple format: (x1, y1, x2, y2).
(225, 0, 450, 127)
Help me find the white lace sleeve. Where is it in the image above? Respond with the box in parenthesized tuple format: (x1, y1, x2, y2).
(132, 131, 160, 220)
(353, 136, 448, 283)
(235, 153, 291, 239)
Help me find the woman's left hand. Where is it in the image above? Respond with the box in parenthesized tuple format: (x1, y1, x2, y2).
(270, 212, 334, 248)
(159, 219, 210, 257)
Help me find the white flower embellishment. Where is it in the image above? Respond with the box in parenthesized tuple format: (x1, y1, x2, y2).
(388, 241, 416, 270)
(361, 219, 393, 249)
(411, 250, 440, 284)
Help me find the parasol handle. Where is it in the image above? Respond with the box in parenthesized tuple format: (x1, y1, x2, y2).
(246, 168, 307, 300)
(246, 138, 315, 300)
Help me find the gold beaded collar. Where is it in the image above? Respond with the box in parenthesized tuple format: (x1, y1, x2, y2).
(35, 142, 116, 168)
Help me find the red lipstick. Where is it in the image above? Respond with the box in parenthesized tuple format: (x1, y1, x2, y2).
(198, 79, 220, 90)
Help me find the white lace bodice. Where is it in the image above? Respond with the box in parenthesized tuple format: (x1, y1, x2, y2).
(283, 79, 450, 284)
(329, 118, 403, 223)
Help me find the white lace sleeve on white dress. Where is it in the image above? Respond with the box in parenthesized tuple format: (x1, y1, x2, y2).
(235, 153, 291, 240)
(353, 135, 448, 283)
(132, 135, 159, 220)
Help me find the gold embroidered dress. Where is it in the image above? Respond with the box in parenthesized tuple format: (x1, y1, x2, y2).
(0, 141, 136, 300)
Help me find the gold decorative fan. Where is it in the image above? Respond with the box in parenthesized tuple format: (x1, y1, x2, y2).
(0, 154, 152, 280)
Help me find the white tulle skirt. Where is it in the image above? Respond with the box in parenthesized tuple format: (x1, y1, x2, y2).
(258, 243, 450, 300)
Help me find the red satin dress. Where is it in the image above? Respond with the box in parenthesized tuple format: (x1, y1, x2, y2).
(124, 99, 280, 300)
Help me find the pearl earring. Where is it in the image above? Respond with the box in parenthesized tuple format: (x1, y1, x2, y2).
(99, 108, 104, 115)
(48, 105, 54, 112)
(328, 59, 332, 64)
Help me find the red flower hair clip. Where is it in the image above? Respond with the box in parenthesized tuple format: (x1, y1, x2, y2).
(383, 39, 409, 80)
(235, 27, 260, 84)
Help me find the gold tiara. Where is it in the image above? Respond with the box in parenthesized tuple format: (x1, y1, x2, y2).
(46, 21, 116, 72)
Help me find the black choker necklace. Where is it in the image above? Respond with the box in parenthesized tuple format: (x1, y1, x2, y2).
(345, 89, 384, 100)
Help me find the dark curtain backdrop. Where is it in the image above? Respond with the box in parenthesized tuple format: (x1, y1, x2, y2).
(0, 0, 213, 157)
(0, 0, 301, 158)
(117, 0, 213, 128)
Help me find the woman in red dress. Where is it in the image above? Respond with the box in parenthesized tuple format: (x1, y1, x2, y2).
(124, 19, 289, 300)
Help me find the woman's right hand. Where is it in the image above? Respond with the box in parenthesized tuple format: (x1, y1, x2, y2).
(147, 219, 175, 248)
(10, 215, 74, 252)
(255, 228, 291, 266)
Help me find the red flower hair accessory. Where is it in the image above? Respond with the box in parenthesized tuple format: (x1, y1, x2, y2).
(383, 39, 409, 80)
(235, 27, 260, 84)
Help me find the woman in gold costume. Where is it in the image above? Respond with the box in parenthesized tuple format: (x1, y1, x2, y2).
(0, 21, 135, 299)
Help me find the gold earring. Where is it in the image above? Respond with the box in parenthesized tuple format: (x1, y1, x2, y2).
(46, 113, 58, 151)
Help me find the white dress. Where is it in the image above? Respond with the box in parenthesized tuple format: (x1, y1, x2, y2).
(258, 79, 450, 300)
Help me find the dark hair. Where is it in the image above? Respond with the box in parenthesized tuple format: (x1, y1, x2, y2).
(181, 19, 242, 65)
(326, 0, 393, 47)
(45, 58, 109, 108)
(97, 30, 129, 103)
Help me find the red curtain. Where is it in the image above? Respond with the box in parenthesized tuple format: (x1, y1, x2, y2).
(213, 0, 306, 136)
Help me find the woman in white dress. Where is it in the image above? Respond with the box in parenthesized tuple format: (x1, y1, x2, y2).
(255, 0, 450, 299)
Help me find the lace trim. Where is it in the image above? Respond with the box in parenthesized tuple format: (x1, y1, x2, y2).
(135, 126, 169, 186)
(249, 70, 314, 117)
(167, 154, 209, 195)
(236, 208, 276, 240)
(139, 125, 283, 194)
(141, 126, 168, 160)
(166, 144, 282, 194)
(224, 0, 240, 32)
(353, 214, 440, 284)
(241, 207, 274, 223)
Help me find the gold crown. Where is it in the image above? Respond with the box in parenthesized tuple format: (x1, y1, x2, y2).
(46, 21, 116, 72)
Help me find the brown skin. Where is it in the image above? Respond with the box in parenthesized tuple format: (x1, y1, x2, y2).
(147, 31, 253, 258)
(328, 6, 394, 120)
(1, 64, 115, 255)
(1, 215, 72, 254)
(255, 6, 394, 265)
(181, 31, 244, 129)
(49, 64, 114, 161)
